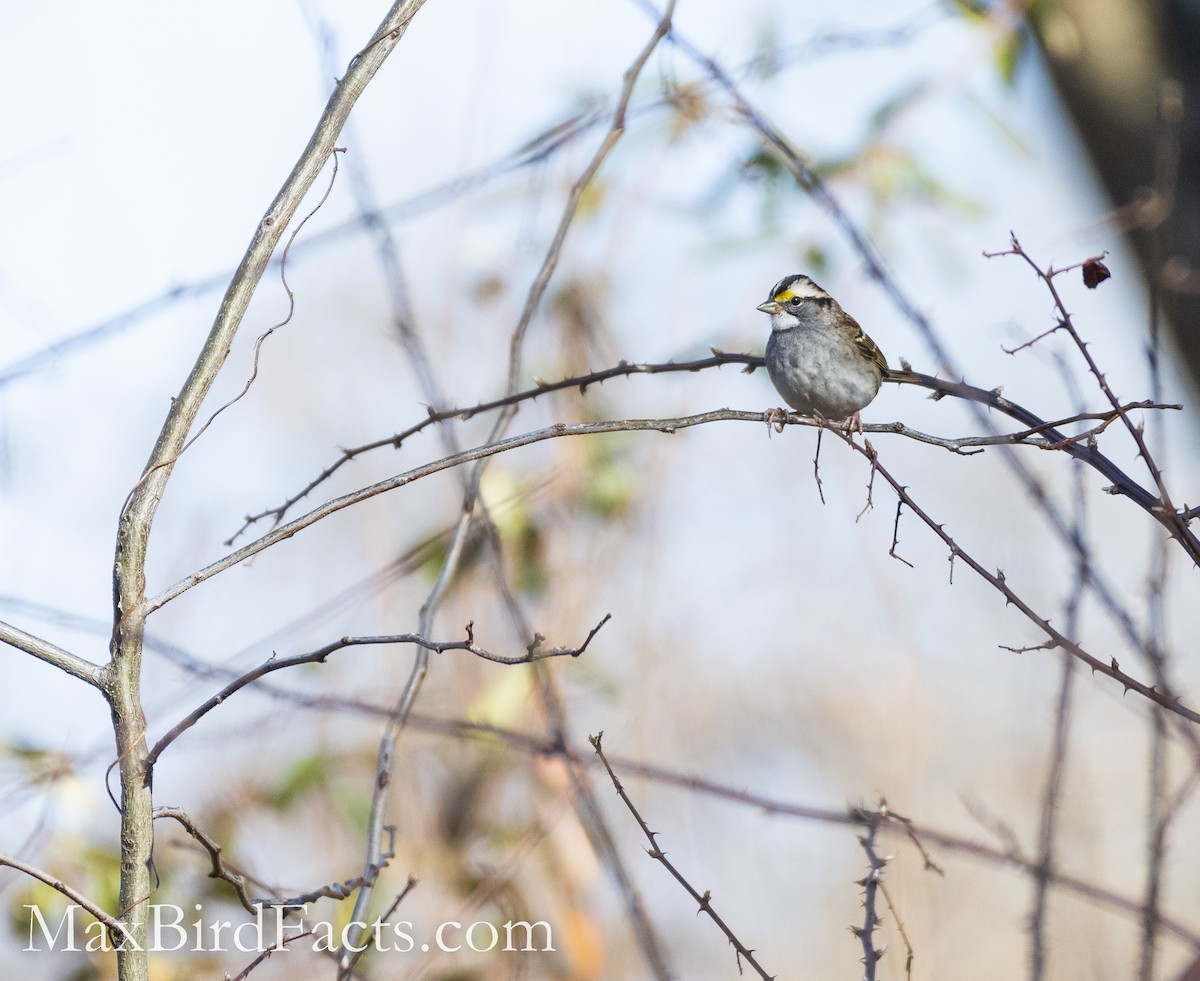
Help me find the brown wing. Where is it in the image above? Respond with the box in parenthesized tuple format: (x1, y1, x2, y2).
(839, 311, 888, 374)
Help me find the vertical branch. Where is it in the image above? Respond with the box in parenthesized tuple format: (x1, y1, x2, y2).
(1029, 438, 1088, 978)
(1137, 83, 1184, 981)
(494, 5, 679, 975)
(337, 10, 677, 978)
(855, 817, 888, 981)
(104, 4, 426, 978)
(1029, 357, 1090, 976)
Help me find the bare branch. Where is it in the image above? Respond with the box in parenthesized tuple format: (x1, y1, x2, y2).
(339, 9, 678, 975)
(853, 818, 888, 980)
(988, 235, 1192, 552)
(888, 501, 914, 569)
(224, 349, 1188, 557)
(228, 928, 318, 981)
(106, 5, 429, 973)
(338, 875, 417, 979)
(590, 733, 776, 980)
(153, 807, 259, 913)
(825, 428, 1200, 723)
(146, 617, 607, 767)
(178, 149, 347, 457)
(0, 852, 136, 948)
(0, 618, 105, 689)
(155, 806, 401, 914)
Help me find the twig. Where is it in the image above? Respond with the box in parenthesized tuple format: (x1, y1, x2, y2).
(590, 733, 776, 979)
(146, 617, 608, 767)
(179, 148, 346, 456)
(877, 878, 915, 980)
(812, 425, 826, 504)
(224, 350, 1186, 555)
(340, 877, 417, 978)
(106, 5, 428, 973)
(227, 927, 318, 981)
(822, 427, 1200, 724)
(338, 10, 677, 973)
(888, 501, 914, 568)
(1000, 641, 1057, 655)
(857, 439, 877, 521)
(153, 807, 258, 912)
(988, 235, 1193, 554)
(1, 852, 136, 948)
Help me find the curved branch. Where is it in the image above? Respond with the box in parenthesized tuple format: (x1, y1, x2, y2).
(225, 350, 1189, 558)
(154, 807, 401, 913)
(158, 385, 1187, 615)
(146, 617, 608, 768)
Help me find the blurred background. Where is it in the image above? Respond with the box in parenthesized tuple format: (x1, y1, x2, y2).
(3, 0, 1200, 978)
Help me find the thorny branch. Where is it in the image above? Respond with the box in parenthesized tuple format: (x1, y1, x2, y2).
(632, 3, 1200, 727)
(142, 388, 1200, 723)
(821, 426, 1200, 724)
(226, 352, 1183, 549)
(853, 819, 889, 981)
(145, 616, 609, 768)
(590, 733, 776, 980)
(986, 235, 1194, 556)
(39, 599, 1194, 957)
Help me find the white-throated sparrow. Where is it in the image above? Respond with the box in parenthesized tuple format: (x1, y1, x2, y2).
(757, 274, 887, 428)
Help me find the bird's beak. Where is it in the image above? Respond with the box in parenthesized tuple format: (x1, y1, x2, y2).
(756, 300, 783, 315)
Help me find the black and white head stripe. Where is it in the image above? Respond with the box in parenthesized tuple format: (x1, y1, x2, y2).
(769, 274, 828, 303)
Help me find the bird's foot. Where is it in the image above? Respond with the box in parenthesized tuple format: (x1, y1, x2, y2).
(763, 407, 789, 435)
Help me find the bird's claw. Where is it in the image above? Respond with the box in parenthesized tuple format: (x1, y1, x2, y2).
(763, 407, 789, 434)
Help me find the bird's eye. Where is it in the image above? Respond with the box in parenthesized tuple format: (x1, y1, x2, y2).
(788, 296, 802, 306)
